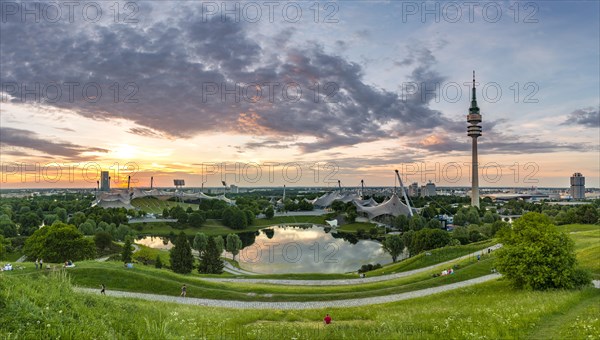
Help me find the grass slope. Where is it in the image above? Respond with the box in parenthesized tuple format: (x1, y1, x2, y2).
(1, 271, 598, 339)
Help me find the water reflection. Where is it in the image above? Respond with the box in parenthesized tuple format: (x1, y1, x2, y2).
(136, 236, 174, 250)
(237, 225, 392, 274)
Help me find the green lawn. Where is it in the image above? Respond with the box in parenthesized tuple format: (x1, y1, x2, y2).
(567, 226, 600, 279)
(559, 223, 600, 233)
(2, 270, 598, 339)
(21, 256, 494, 302)
(338, 222, 379, 233)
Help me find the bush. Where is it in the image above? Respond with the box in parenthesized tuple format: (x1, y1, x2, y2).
(23, 222, 96, 262)
(94, 232, 113, 250)
(495, 212, 587, 290)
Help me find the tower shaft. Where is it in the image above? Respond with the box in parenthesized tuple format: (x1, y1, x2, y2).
(471, 137, 479, 207)
(467, 71, 482, 208)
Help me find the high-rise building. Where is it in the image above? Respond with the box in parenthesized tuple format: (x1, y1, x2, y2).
(421, 181, 436, 197)
(467, 71, 482, 208)
(570, 172, 585, 200)
(100, 171, 110, 191)
(408, 182, 419, 197)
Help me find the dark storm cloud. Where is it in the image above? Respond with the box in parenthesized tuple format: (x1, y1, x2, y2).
(0, 127, 107, 159)
(562, 107, 599, 128)
(0, 2, 529, 154)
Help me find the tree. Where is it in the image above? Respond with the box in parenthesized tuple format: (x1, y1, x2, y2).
(409, 215, 425, 231)
(188, 212, 205, 227)
(0, 235, 7, 260)
(198, 236, 224, 274)
(121, 238, 133, 264)
(155, 255, 163, 269)
(393, 215, 409, 232)
(426, 218, 442, 229)
(482, 211, 495, 224)
(226, 233, 243, 261)
(382, 234, 404, 262)
(231, 210, 248, 229)
(264, 206, 275, 219)
(453, 211, 466, 226)
(193, 232, 208, 255)
(467, 208, 481, 225)
(495, 212, 590, 290)
(23, 222, 96, 263)
(71, 211, 87, 226)
(78, 221, 95, 235)
(115, 224, 132, 241)
(170, 232, 194, 274)
(0, 215, 17, 237)
(214, 236, 225, 254)
(94, 232, 113, 250)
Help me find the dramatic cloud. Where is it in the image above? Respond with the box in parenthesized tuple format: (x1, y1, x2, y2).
(562, 107, 599, 128)
(0, 2, 453, 153)
(0, 127, 107, 159)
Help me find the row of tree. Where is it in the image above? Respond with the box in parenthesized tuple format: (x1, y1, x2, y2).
(169, 232, 244, 274)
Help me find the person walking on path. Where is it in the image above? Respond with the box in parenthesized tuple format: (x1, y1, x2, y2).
(180, 284, 187, 297)
(323, 313, 332, 324)
(100, 284, 106, 295)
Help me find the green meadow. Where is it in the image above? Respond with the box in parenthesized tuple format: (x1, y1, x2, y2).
(1, 224, 598, 339)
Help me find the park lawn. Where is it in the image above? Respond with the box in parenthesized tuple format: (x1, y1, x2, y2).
(2, 271, 598, 339)
(568, 228, 600, 279)
(559, 223, 600, 233)
(10, 256, 495, 303)
(338, 222, 379, 233)
(366, 239, 497, 277)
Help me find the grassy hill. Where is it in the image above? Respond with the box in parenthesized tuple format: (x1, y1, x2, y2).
(1, 224, 598, 338)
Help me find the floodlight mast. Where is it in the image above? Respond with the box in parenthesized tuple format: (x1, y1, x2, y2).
(395, 169, 414, 217)
(361, 179, 364, 198)
(338, 180, 342, 191)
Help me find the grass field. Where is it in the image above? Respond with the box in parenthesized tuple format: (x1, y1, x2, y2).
(2, 224, 598, 338)
(1, 271, 598, 339)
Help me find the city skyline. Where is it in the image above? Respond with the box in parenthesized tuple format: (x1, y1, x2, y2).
(1, 1, 599, 189)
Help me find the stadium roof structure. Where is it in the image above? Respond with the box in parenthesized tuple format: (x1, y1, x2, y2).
(354, 193, 411, 219)
(310, 191, 379, 208)
(91, 191, 134, 210)
(92, 189, 235, 209)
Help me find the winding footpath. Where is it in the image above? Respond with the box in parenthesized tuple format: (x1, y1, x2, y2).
(75, 273, 501, 310)
(204, 244, 503, 286)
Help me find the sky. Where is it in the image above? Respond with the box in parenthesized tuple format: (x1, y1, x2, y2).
(0, 0, 598, 189)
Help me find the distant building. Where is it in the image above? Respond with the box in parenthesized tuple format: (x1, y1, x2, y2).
(421, 181, 436, 197)
(570, 172, 585, 200)
(100, 171, 110, 191)
(408, 182, 419, 197)
(230, 184, 239, 193)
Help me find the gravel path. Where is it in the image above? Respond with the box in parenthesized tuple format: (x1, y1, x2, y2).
(74, 273, 501, 310)
(203, 244, 502, 286)
(223, 261, 258, 276)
